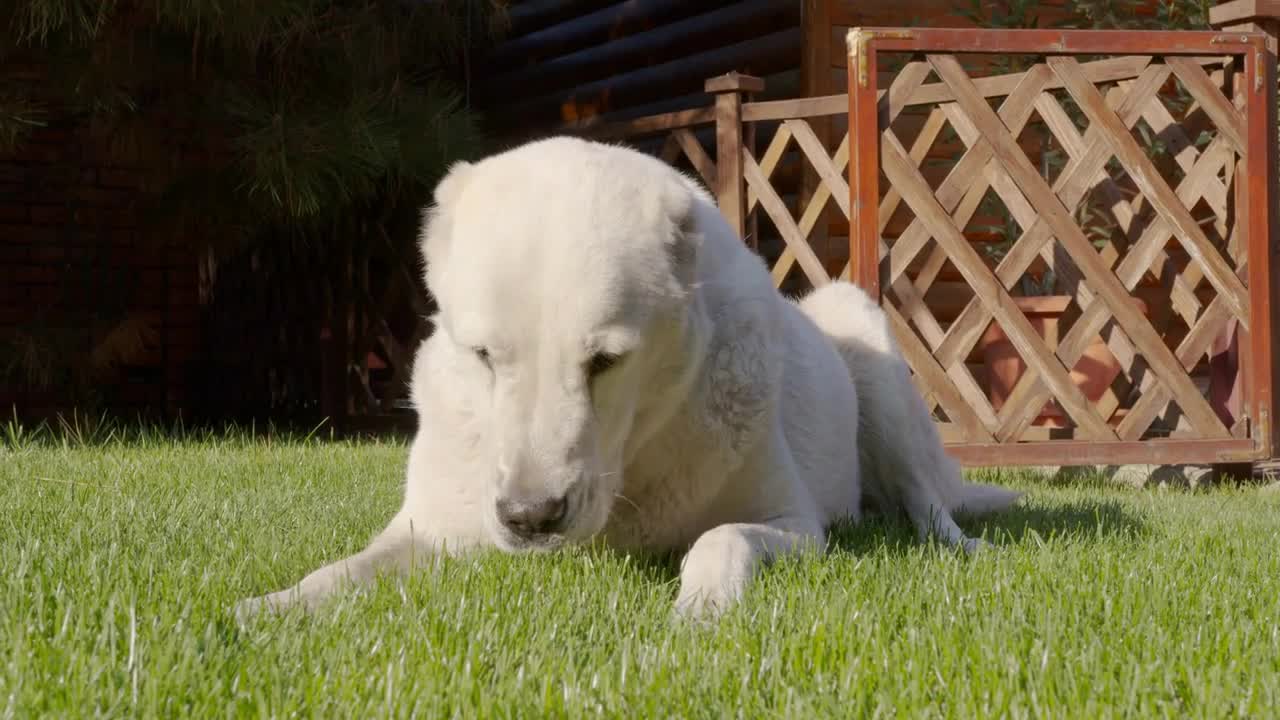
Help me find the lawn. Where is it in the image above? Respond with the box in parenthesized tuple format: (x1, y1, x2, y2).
(2, 421, 1278, 718)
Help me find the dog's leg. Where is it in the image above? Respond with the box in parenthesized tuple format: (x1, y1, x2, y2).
(899, 486, 983, 553)
(673, 516, 824, 621)
(233, 513, 477, 622)
(799, 282, 1018, 554)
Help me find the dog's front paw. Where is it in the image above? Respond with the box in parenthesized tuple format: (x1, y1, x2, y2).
(960, 536, 993, 555)
(673, 580, 741, 624)
(232, 590, 294, 625)
(672, 529, 755, 623)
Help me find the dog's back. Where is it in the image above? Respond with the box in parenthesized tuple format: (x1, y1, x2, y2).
(798, 283, 1021, 528)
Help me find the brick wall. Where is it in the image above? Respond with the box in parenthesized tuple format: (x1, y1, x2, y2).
(0, 112, 203, 420)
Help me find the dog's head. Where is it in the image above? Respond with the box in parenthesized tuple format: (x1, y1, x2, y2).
(418, 137, 708, 551)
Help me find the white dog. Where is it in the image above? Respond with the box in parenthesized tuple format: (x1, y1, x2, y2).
(235, 136, 1020, 621)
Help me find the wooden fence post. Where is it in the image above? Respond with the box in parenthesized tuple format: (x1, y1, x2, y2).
(1211, 0, 1280, 48)
(1211, 1, 1280, 472)
(705, 72, 764, 242)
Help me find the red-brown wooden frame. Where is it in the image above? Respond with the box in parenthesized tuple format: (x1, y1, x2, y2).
(847, 27, 1277, 467)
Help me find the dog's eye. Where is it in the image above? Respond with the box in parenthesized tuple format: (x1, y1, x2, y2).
(587, 352, 622, 379)
(474, 347, 491, 369)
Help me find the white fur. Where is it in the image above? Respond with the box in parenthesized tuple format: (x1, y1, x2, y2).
(234, 137, 1021, 622)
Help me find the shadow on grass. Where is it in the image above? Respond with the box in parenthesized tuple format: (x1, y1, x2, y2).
(822, 495, 1150, 557)
(965, 496, 1149, 545)
(607, 493, 1153, 591)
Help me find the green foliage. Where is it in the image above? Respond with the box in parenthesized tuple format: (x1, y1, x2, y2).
(0, 89, 45, 148)
(1068, 0, 1212, 30)
(1, 0, 501, 222)
(0, 0, 504, 416)
(957, 0, 1047, 31)
(0, 246, 162, 410)
(960, 0, 1212, 31)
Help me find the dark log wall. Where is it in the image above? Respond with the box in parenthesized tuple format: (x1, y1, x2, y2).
(474, 0, 803, 138)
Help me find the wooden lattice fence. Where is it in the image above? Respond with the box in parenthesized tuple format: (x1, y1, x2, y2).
(580, 27, 1277, 468)
(848, 28, 1276, 467)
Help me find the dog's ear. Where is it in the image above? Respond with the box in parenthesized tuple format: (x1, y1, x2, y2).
(661, 173, 706, 291)
(418, 160, 474, 289)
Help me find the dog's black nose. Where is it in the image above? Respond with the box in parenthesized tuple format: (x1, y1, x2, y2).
(496, 495, 568, 537)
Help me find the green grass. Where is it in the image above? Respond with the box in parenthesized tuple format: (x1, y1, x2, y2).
(2, 420, 1279, 718)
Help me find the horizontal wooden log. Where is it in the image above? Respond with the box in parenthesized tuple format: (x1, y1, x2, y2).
(500, 28, 800, 128)
(502, 0, 622, 36)
(564, 106, 715, 141)
(542, 69, 799, 139)
(478, 0, 797, 101)
(484, 0, 737, 69)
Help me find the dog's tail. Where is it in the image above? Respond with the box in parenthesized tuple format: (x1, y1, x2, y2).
(796, 281, 1021, 517)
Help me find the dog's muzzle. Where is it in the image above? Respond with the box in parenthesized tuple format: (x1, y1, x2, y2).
(495, 493, 569, 540)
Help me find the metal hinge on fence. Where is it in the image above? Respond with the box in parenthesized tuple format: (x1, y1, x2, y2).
(846, 28, 915, 88)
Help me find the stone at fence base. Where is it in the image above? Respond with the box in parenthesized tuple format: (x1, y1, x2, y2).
(1010, 464, 1216, 488)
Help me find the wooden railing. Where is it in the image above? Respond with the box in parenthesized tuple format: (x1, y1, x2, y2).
(573, 27, 1277, 468)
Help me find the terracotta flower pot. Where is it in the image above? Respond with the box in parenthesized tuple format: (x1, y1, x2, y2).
(979, 295, 1148, 428)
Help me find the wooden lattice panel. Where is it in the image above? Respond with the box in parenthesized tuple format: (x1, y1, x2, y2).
(743, 119, 851, 290)
(847, 28, 1276, 466)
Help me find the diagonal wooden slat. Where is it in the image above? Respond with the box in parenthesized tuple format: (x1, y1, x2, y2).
(1118, 294, 1235, 440)
(929, 63, 1166, 373)
(1037, 88, 1205, 325)
(763, 116, 944, 296)
(1115, 79, 1225, 321)
(939, 102, 1042, 251)
(658, 133, 682, 165)
(801, 137, 849, 245)
(899, 54, 1173, 108)
(872, 169, 1007, 432)
(742, 151, 830, 288)
(673, 128, 717, 188)
(941, 94, 1149, 438)
(992, 136, 1236, 441)
(878, 107, 948, 235)
(1130, 79, 1229, 211)
(998, 132, 1228, 438)
(869, 69, 1061, 434)
(772, 134, 850, 286)
(1165, 57, 1247, 155)
(769, 121, 851, 283)
(856, 67, 1058, 433)
(746, 123, 792, 214)
(788, 119, 850, 217)
(1020, 87, 1168, 422)
(1047, 56, 1250, 330)
(1027, 88, 1234, 410)
(883, 302, 995, 442)
(930, 53, 1229, 439)
(878, 65, 1058, 286)
(945, 69, 1194, 439)
(883, 60, 939, 127)
(1068, 96, 1235, 428)
(911, 244, 949, 298)
(881, 128, 1118, 439)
